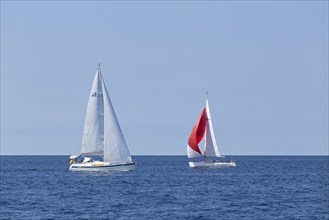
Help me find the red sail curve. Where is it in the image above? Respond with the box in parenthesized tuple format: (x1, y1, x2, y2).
(188, 108, 207, 155)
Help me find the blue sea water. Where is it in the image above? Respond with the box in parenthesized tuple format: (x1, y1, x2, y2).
(0, 156, 328, 219)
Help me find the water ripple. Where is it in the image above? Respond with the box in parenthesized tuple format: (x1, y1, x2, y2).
(0, 156, 328, 219)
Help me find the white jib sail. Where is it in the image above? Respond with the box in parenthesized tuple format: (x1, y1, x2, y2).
(100, 73, 132, 163)
(81, 69, 104, 155)
(204, 99, 221, 157)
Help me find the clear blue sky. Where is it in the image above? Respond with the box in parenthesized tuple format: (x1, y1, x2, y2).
(1, 1, 328, 155)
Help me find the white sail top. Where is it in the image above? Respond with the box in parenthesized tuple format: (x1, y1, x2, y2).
(101, 74, 132, 163)
(81, 69, 104, 155)
(204, 98, 221, 157)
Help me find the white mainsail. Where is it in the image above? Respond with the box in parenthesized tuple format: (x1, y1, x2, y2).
(80, 66, 132, 163)
(204, 99, 221, 157)
(81, 69, 104, 155)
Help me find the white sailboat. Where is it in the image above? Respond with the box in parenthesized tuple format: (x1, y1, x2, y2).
(187, 93, 236, 168)
(69, 64, 135, 171)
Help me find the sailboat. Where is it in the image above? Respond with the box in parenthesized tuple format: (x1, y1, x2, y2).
(69, 64, 135, 171)
(187, 93, 236, 168)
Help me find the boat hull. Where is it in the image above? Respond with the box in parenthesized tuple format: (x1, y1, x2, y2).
(188, 161, 236, 168)
(69, 161, 135, 172)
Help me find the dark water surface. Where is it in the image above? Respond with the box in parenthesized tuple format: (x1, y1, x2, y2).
(1, 156, 328, 219)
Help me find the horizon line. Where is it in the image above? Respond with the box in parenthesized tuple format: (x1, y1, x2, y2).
(0, 154, 328, 156)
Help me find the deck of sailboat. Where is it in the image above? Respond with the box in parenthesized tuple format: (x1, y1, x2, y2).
(70, 161, 136, 172)
(188, 160, 236, 168)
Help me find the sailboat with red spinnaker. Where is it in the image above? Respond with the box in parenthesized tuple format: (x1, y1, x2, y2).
(187, 94, 236, 168)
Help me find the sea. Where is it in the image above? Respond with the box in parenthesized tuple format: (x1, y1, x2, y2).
(0, 156, 328, 219)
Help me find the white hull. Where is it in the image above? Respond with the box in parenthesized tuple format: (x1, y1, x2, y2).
(189, 161, 236, 168)
(69, 161, 135, 172)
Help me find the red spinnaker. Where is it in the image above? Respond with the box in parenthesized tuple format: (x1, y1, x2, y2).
(188, 108, 207, 155)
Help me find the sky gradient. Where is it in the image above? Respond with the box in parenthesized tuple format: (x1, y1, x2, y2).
(1, 1, 328, 155)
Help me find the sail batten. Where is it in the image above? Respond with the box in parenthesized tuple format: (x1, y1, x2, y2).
(80, 150, 103, 156)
